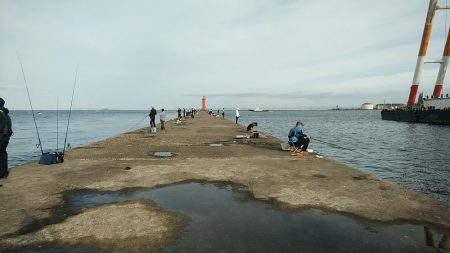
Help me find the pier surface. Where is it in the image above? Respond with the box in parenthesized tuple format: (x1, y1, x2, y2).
(0, 112, 449, 251)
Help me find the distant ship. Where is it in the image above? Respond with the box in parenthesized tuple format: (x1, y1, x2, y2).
(381, 0, 450, 125)
(249, 106, 269, 112)
(382, 94, 450, 124)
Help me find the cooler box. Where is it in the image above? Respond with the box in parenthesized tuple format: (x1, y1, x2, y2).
(39, 152, 64, 165)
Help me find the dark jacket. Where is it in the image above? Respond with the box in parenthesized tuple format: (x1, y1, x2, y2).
(246, 122, 257, 132)
(0, 107, 12, 142)
(149, 108, 157, 118)
(290, 127, 306, 143)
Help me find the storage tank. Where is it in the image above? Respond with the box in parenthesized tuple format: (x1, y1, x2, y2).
(361, 103, 374, 110)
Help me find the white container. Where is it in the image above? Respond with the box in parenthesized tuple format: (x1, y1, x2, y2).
(280, 143, 290, 151)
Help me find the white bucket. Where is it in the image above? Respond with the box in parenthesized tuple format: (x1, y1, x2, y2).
(280, 142, 290, 151)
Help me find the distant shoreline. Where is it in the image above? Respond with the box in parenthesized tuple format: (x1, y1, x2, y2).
(9, 108, 382, 112)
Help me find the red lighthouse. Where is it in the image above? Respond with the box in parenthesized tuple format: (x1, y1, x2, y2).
(202, 96, 206, 111)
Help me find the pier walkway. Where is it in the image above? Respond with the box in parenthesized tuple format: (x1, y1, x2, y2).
(0, 112, 449, 251)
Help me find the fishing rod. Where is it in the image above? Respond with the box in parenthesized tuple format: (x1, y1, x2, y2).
(313, 138, 355, 151)
(56, 96, 59, 152)
(127, 113, 149, 132)
(312, 137, 376, 159)
(63, 63, 79, 156)
(18, 54, 44, 155)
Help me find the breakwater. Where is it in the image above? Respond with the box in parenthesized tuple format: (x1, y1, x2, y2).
(1, 112, 449, 252)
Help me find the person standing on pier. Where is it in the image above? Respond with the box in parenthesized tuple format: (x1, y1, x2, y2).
(177, 108, 182, 120)
(222, 108, 225, 119)
(183, 108, 186, 118)
(289, 121, 310, 152)
(149, 106, 157, 128)
(0, 98, 12, 179)
(160, 108, 166, 130)
(235, 108, 240, 124)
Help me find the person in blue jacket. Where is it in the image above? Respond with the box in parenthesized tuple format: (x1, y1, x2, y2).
(288, 121, 310, 152)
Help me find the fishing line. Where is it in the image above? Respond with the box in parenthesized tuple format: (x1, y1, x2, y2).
(17, 54, 44, 154)
(63, 63, 79, 155)
(127, 113, 149, 131)
(313, 138, 354, 151)
(301, 126, 375, 157)
(312, 137, 378, 160)
(57, 96, 59, 152)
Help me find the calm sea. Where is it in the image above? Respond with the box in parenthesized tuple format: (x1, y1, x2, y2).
(8, 110, 177, 166)
(226, 110, 450, 204)
(6, 110, 450, 204)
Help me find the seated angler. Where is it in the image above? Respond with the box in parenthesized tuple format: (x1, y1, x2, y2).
(288, 121, 311, 152)
(246, 122, 257, 132)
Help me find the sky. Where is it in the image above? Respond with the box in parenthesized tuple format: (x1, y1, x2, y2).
(1, 0, 450, 110)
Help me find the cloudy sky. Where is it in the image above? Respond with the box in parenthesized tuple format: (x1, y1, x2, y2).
(1, 0, 450, 110)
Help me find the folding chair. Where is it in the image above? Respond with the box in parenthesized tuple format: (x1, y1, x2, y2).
(288, 140, 300, 153)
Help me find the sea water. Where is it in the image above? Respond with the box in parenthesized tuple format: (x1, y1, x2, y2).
(8, 110, 177, 167)
(228, 110, 450, 204)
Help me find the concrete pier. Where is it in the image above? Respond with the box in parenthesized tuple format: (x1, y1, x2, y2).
(0, 112, 449, 251)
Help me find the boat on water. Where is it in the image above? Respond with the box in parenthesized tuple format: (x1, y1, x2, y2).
(381, 0, 450, 125)
(249, 106, 269, 112)
(382, 95, 450, 124)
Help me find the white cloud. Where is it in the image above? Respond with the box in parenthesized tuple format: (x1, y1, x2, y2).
(1, 0, 449, 109)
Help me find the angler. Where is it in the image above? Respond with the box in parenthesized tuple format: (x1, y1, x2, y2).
(288, 121, 311, 152)
(0, 98, 13, 179)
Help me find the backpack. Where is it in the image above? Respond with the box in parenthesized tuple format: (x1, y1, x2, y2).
(288, 127, 295, 139)
(0, 109, 13, 138)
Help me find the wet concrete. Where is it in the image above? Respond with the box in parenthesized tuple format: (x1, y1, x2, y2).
(65, 182, 450, 253)
(2, 200, 184, 252)
(0, 112, 449, 252)
(5, 182, 449, 253)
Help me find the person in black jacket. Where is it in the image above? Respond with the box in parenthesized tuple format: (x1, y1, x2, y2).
(149, 106, 157, 128)
(0, 98, 12, 179)
(246, 122, 257, 132)
(177, 108, 182, 120)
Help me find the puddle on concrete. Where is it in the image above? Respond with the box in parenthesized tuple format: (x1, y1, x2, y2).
(14, 182, 450, 253)
(152, 151, 174, 157)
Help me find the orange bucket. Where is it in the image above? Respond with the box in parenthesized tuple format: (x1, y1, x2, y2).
(296, 152, 304, 158)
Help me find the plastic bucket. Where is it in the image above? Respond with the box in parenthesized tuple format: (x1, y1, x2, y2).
(280, 143, 290, 151)
(296, 152, 304, 158)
